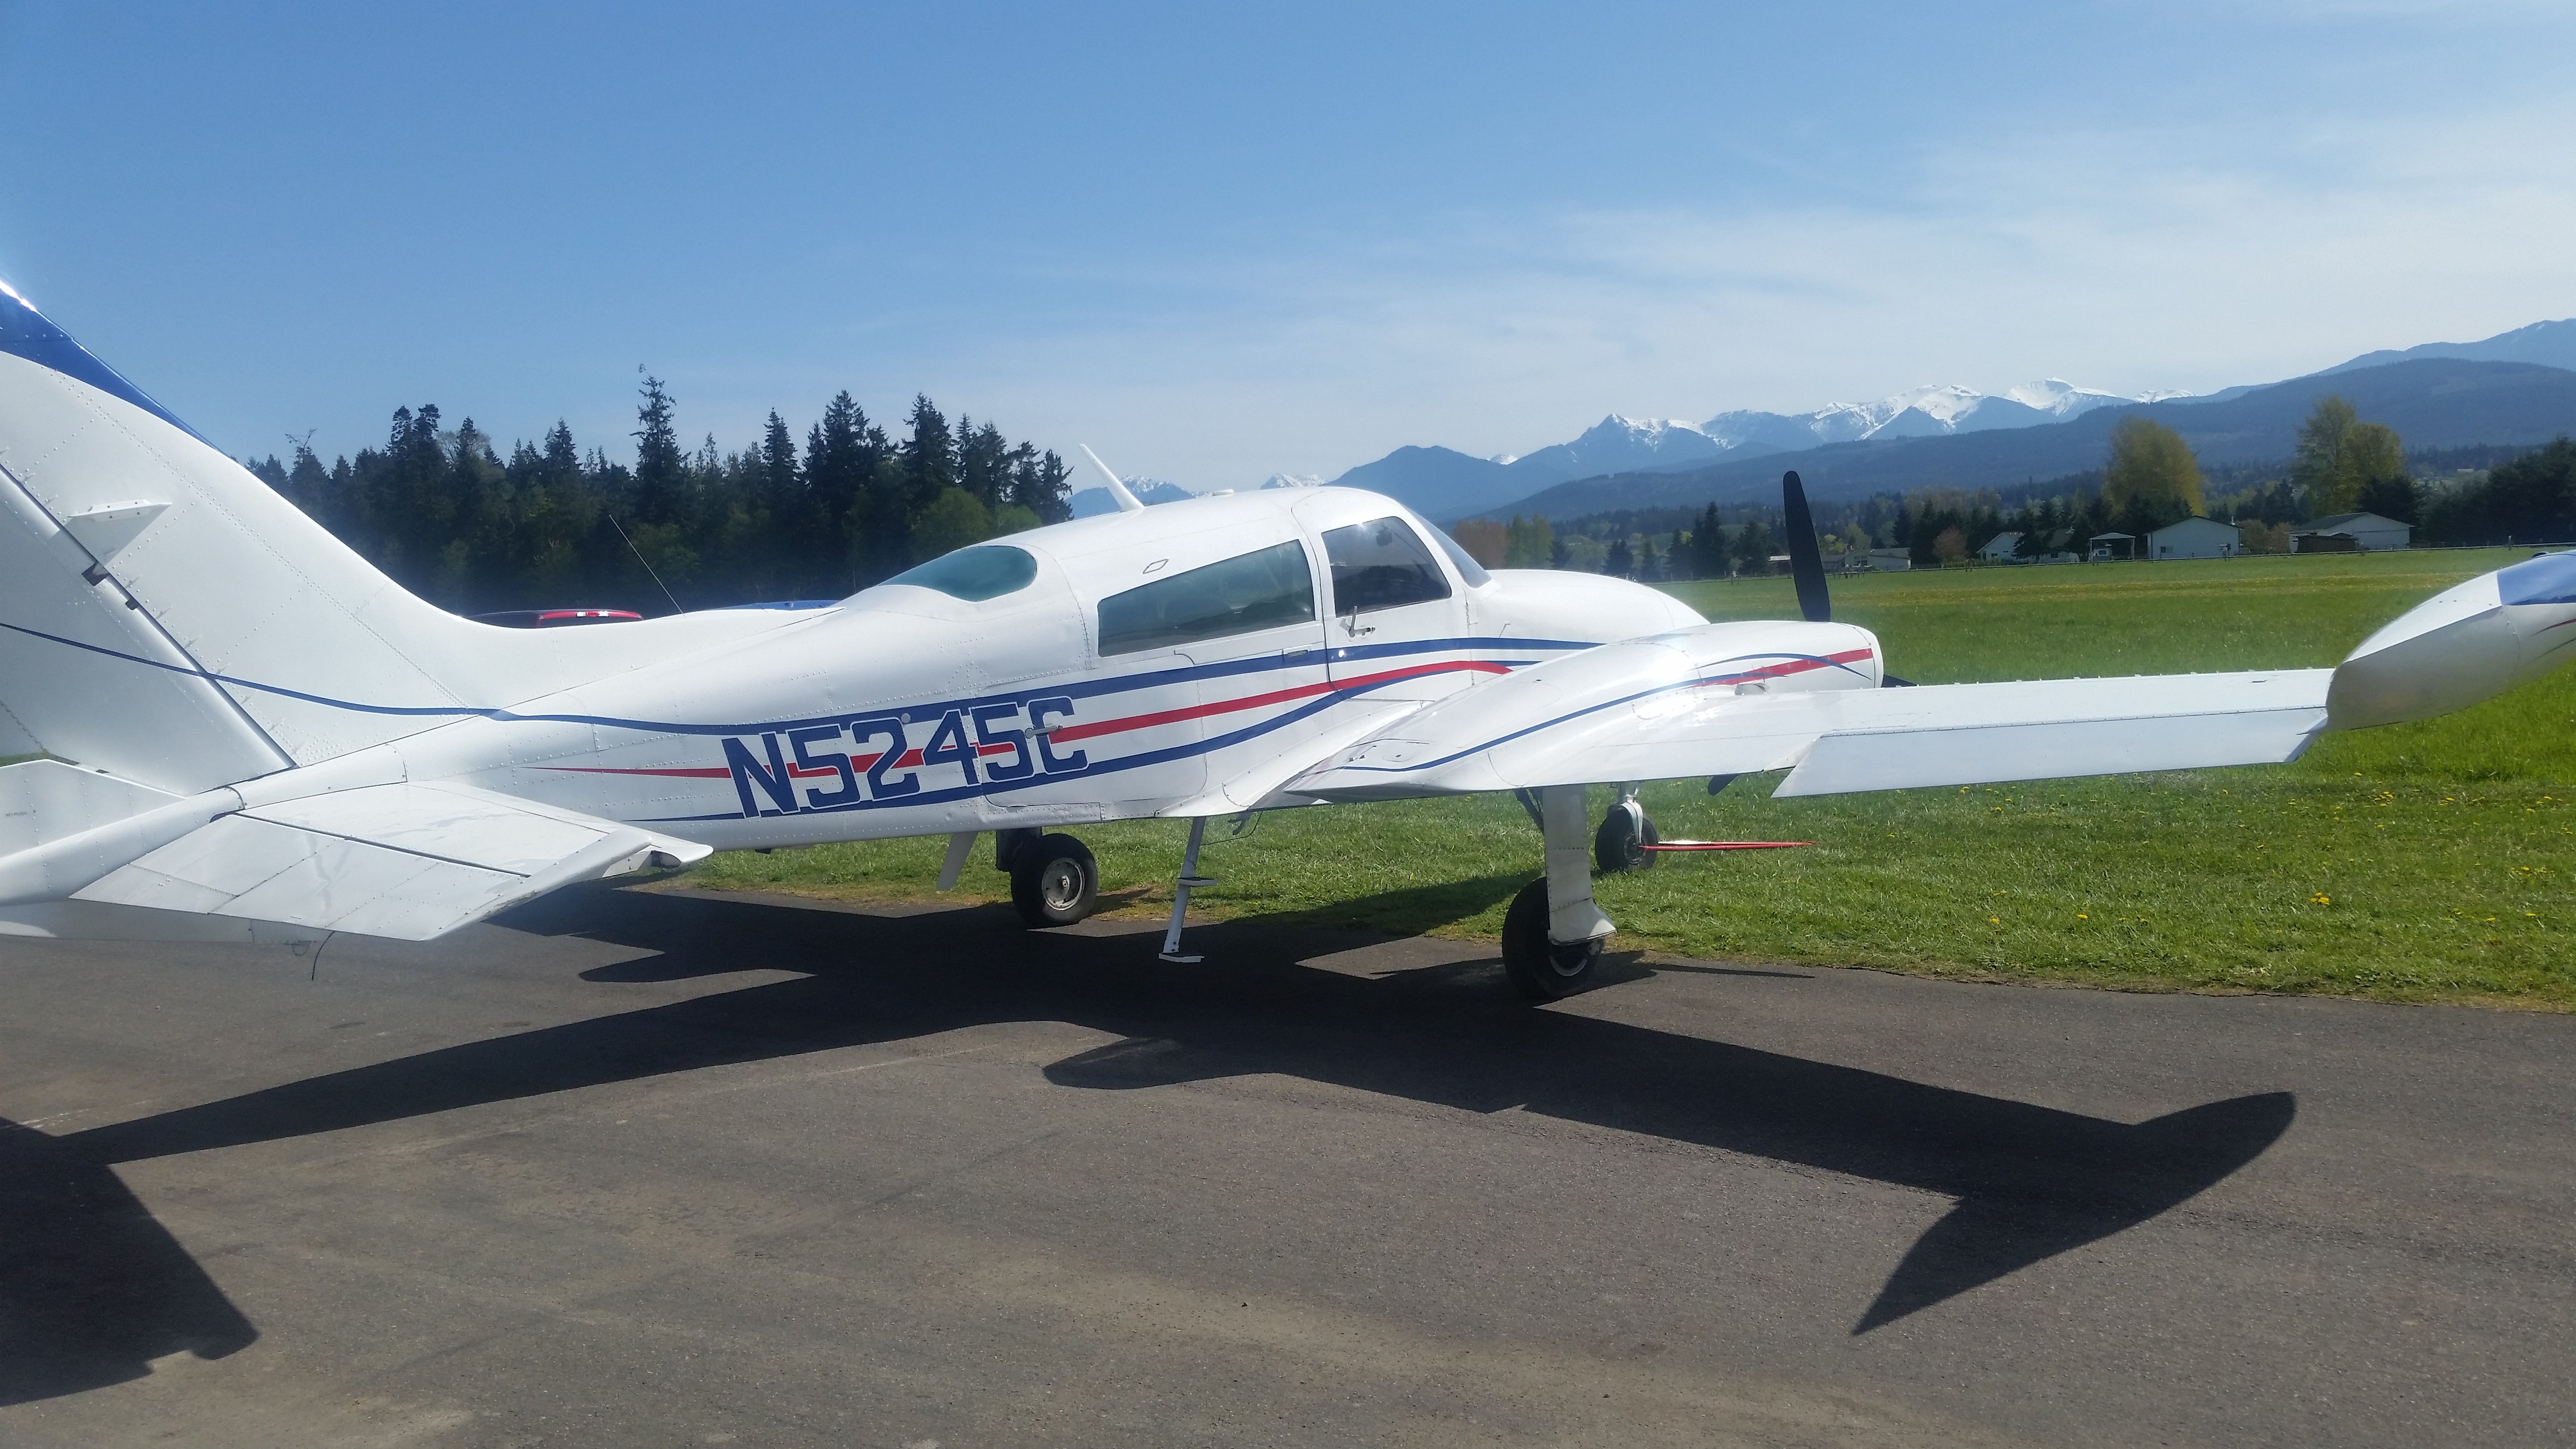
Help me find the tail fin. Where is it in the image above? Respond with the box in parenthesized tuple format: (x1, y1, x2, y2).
(0, 285, 804, 792)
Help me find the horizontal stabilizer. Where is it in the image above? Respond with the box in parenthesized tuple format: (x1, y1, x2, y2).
(70, 780, 709, 941)
(0, 758, 180, 856)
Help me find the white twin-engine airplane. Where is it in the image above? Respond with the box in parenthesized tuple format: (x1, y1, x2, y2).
(3, 285, 2572, 998)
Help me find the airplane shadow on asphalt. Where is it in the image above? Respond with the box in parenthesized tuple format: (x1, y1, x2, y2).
(0, 882, 2294, 1405)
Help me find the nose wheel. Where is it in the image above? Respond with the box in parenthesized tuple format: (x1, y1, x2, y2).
(1594, 791, 1659, 872)
(1003, 831, 1099, 928)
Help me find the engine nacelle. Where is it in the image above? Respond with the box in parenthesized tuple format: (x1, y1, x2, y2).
(2327, 551, 2576, 730)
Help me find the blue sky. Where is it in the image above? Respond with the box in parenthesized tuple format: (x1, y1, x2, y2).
(2, 1, 2569, 487)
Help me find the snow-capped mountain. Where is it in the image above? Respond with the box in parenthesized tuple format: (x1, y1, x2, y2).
(1503, 414, 1734, 480)
(1707, 380, 2177, 451)
(1292, 317, 2575, 525)
(1320, 381, 2188, 524)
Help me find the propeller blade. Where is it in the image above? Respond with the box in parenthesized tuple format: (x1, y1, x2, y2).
(1781, 471, 1831, 623)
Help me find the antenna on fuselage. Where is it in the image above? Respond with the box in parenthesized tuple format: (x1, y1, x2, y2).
(1078, 444, 1148, 514)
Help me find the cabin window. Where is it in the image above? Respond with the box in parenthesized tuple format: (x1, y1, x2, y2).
(1322, 516, 1452, 614)
(1096, 541, 1315, 655)
(885, 545, 1039, 601)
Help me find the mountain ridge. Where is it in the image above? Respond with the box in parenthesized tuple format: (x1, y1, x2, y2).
(1466, 358, 2576, 521)
(1314, 316, 2576, 524)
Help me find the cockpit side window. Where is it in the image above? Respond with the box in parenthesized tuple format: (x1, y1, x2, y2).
(1097, 540, 1316, 656)
(1321, 516, 1452, 615)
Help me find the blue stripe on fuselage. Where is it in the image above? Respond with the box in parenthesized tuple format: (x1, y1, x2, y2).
(0, 617, 1596, 738)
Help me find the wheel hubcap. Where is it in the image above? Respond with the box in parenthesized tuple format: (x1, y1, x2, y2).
(1040, 860, 1083, 911)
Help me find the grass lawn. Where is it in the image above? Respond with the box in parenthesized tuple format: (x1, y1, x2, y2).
(682, 547, 2576, 1010)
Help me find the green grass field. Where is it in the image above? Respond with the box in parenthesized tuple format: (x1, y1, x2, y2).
(684, 548, 2576, 1009)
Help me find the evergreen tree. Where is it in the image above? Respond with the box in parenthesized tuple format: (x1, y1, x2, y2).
(956, 418, 1013, 510)
(805, 392, 877, 585)
(1734, 518, 1776, 574)
(1604, 538, 1634, 578)
(286, 442, 330, 517)
(630, 376, 686, 525)
(1692, 503, 1728, 577)
(1008, 446, 1075, 523)
(902, 394, 954, 515)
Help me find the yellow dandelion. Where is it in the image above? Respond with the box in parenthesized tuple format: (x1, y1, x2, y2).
(2312, 893, 2331, 905)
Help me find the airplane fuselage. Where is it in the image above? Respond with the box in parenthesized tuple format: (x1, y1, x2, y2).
(229, 487, 1735, 850)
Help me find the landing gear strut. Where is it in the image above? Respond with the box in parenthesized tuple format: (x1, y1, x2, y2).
(999, 828, 1098, 928)
(1503, 784, 1616, 1000)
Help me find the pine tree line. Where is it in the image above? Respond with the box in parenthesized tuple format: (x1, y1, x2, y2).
(244, 378, 1073, 616)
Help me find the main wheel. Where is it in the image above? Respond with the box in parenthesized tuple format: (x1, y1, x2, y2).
(1594, 798, 1659, 872)
(1010, 833, 1099, 928)
(1500, 878, 1602, 1000)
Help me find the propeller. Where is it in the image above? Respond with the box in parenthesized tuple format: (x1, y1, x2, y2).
(1779, 469, 1912, 687)
(1781, 470, 1831, 623)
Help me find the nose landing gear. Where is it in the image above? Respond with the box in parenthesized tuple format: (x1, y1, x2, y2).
(1594, 788, 1659, 873)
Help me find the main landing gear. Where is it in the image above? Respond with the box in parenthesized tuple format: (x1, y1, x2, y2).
(1501, 784, 1618, 1001)
(997, 828, 1098, 928)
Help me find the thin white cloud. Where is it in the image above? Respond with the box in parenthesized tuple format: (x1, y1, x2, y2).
(912, 96, 2576, 486)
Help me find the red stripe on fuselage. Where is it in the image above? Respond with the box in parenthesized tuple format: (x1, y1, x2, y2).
(538, 765, 734, 778)
(537, 657, 1509, 779)
(1045, 659, 1507, 744)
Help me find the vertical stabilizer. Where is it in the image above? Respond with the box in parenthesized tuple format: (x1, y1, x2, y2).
(0, 287, 821, 787)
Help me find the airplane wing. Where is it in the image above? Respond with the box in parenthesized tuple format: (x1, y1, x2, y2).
(1284, 621, 2335, 802)
(64, 780, 710, 941)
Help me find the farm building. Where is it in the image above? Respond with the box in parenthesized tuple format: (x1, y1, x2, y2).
(2292, 512, 2412, 552)
(1843, 547, 1912, 572)
(1977, 531, 2024, 563)
(2088, 531, 2139, 561)
(2147, 516, 2241, 560)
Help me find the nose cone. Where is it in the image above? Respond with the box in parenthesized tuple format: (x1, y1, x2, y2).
(2327, 552, 2576, 730)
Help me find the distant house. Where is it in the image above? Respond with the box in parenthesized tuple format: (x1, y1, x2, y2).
(2292, 512, 2413, 552)
(1977, 531, 2024, 563)
(2147, 516, 2241, 561)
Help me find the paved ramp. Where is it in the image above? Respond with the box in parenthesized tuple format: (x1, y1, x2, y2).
(0, 885, 2567, 1446)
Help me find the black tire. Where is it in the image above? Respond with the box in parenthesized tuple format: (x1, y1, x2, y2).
(1594, 799, 1659, 872)
(1500, 878, 1602, 1000)
(1010, 834, 1098, 928)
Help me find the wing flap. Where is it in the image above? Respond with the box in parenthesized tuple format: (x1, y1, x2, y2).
(72, 780, 709, 940)
(1775, 701, 2327, 797)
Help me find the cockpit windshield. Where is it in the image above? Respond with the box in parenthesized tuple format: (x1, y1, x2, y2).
(1428, 524, 1493, 587)
(881, 545, 1039, 601)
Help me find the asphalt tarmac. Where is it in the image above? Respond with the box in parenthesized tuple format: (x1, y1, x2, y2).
(0, 882, 2568, 1448)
